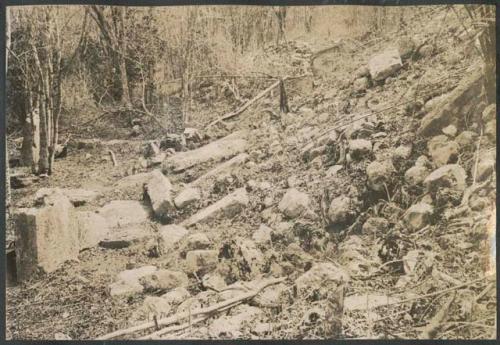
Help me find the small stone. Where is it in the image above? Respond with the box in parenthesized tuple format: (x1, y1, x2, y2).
(393, 145, 412, 163)
(482, 104, 496, 123)
(287, 175, 300, 188)
(235, 238, 266, 276)
(348, 139, 372, 160)
(174, 187, 201, 209)
(185, 250, 218, 273)
(415, 155, 431, 168)
(278, 188, 314, 219)
(484, 120, 496, 143)
(442, 125, 458, 137)
(424, 164, 467, 192)
(362, 217, 389, 236)
(404, 203, 433, 232)
(185, 233, 211, 250)
(140, 269, 189, 291)
(184, 127, 203, 143)
(109, 266, 157, 297)
(328, 196, 356, 225)
(418, 44, 434, 57)
(252, 224, 273, 245)
(159, 224, 189, 248)
(476, 154, 495, 182)
(295, 262, 349, 296)
(354, 65, 370, 78)
(368, 48, 403, 81)
(208, 305, 263, 338)
(202, 273, 226, 291)
(455, 131, 477, 148)
(366, 159, 395, 191)
(160, 287, 191, 306)
(353, 77, 369, 93)
(404, 166, 430, 186)
(427, 136, 459, 167)
(470, 196, 490, 211)
(326, 165, 343, 177)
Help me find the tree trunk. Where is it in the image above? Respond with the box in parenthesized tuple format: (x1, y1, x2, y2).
(5, 7, 11, 211)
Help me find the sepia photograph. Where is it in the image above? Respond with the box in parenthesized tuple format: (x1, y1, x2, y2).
(3, 2, 497, 340)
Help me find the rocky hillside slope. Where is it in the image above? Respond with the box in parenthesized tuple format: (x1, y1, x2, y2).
(6, 6, 496, 340)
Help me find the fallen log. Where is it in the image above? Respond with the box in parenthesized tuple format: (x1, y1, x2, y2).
(205, 79, 283, 129)
(204, 75, 307, 129)
(96, 276, 286, 340)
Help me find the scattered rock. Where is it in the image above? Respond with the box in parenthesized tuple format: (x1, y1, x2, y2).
(162, 131, 247, 173)
(252, 224, 273, 245)
(13, 190, 78, 281)
(415, 155, 432, 168)
(181, 188, 249, 227)
(185, 250, 218, 273)
(278, 188, 314, 219)
(326, 165, 343, 177)
(99, 200, 151, 228)
(353, 77, 369, 93)
(235, 238, 266, 277)
(184, 127, 203, 143)
(295, 262, 349, 296)
(146, 170, 175, 220)
(252, 283, 288, 308)
(35, 187, 99, 207)
(404, 166, 430, 186)
(362, 217, 389, 236)
(202, 273, 227, 291)
(159, 224, 189, 248)
(476, 154, 495, 182)
(287, 176, 301, 188)
(368, 48, 403, 81)
(140, 269, 189, 291)
(366, 159, 395, 191)
(208, 304, 263, 338)
(160, 287, 191, 306)
(174, 187, 201, 209)
(482, 103, 496, 123)
(442, 124, 458, 137)
(418, 67, 483, 136)
(109, 266, 157, 297)
(184, 232, 211, 250)
(75, 211, 109, 250)
(427, 135, 459, 167)
(144, 142, 160, 158)
(404, 202, 434, 232)
(484, 120, 496, 143)
(344, 294, 400, 311)
(455, 130, 477, 148)
(424, 164, 467, 192)
(392, 145, 412, 167)
(100, 224, 153, 249)
(328, 196, 356, 226)
(348, 139, 372, 160)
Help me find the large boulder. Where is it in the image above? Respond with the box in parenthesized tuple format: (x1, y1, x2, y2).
(75, 211, 109, 250)
(278, 188, 314, 219)
(35, 187, 99, 207)
(181, 188, 249, 227)
(368, 48, 403, 81)
(146, 170, 175, 220)
(162, 131, 248, 173)
(418, 67, 484, 137)
(13, 190, 79, 281)
(99, 200, 151, 228)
